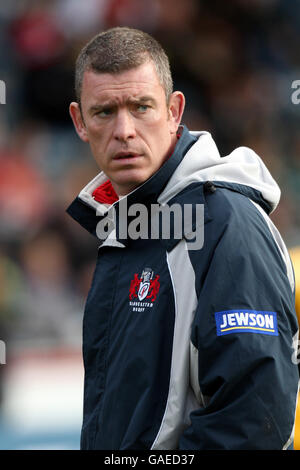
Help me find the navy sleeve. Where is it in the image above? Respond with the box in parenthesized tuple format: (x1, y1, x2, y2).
(179, 192, 299, 450)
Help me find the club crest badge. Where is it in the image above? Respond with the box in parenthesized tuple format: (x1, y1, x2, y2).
(129, 268, 160, 312)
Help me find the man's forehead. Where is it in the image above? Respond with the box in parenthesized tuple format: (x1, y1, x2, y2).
(81, 62, 163, 98)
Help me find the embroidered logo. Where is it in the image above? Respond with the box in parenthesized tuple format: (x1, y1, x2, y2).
(129, 268, 160, 312)
(215, 310, 278, 336)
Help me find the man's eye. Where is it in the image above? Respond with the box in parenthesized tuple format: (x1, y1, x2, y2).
(136, 104, 149, 113)
(97, 108, 113, 117)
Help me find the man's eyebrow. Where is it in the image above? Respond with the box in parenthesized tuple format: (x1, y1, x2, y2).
(89, 103, 115, 113)
(89, 96, 156, 112)
(129, 96, 156, 104)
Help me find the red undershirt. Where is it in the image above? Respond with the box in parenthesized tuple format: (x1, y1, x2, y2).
(92, 179, 119, 205)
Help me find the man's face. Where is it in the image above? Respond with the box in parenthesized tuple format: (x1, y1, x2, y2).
(69, 61, 185, 196)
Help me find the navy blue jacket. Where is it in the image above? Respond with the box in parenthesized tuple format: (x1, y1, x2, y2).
(67, 125, 299, 450)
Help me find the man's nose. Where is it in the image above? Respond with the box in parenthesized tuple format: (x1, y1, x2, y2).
(113, 109, 136, 142)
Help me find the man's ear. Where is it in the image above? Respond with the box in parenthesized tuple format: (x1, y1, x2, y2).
(167, 91, 185, 134)
(69, 102, 89, 143)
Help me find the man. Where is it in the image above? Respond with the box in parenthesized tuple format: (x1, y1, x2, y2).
(67, 26, 299, 450)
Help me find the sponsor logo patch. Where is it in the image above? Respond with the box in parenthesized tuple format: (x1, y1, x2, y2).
(215, 310, 278, 336)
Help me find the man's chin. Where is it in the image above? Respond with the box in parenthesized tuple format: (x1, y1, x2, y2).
(111, 173, 150, 196)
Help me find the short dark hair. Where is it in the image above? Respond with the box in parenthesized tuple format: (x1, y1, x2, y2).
(74, 27, 173, 106)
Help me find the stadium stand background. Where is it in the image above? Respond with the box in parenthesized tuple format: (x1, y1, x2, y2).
(0, 0, 299, 449)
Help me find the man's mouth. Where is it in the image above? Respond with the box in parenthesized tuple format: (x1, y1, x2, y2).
(113, 152, 142, 162)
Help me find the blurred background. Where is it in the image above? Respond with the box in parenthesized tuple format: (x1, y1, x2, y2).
(0, 0, 299, 450)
